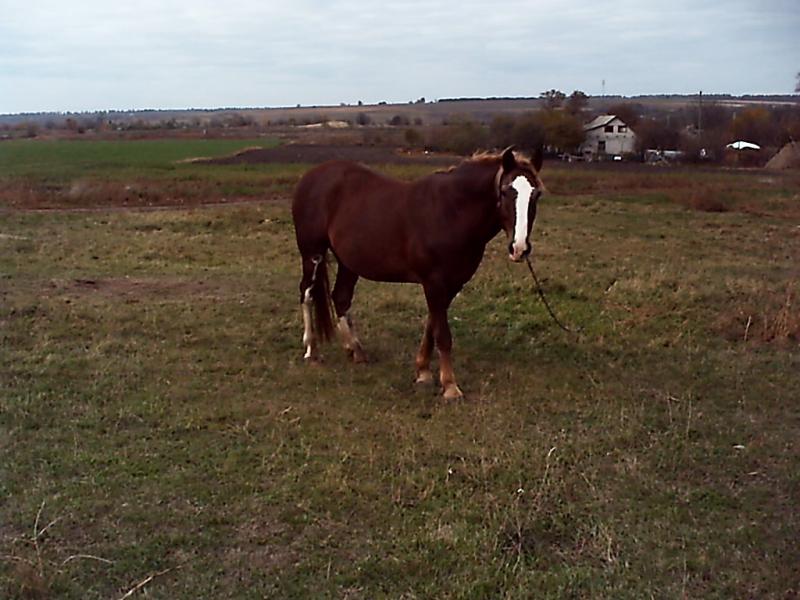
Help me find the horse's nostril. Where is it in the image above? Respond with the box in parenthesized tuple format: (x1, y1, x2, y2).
(524, 241, 532, 257)
(508, 243, 514, 256)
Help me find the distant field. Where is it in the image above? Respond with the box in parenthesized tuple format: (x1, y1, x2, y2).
(0, 138, 301, 210)
(1, 139, 799, 598)
(0, 138, 281, 179)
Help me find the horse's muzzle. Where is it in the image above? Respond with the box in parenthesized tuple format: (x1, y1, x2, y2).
(508, 241, 532, 262)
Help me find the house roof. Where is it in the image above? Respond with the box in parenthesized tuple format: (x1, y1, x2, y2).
(584, 115, 622, 131)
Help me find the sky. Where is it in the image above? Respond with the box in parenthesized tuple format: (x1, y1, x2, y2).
(1, 0, 798, 114)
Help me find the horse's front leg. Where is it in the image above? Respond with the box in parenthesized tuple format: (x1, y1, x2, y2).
(415, 315, 434, 384)
(423, 285, 463, 400)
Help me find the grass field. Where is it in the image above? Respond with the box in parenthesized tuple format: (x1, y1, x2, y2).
(1, 139, 799, 598)
(0, 138, 296, 210)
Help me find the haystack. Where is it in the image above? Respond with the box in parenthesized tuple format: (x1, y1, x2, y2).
(766, 141, 800, 170)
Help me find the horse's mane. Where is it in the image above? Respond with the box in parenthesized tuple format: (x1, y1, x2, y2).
(469, 149, 535, 170)
(436, 150, 544, 190)
(436, 149, 535, 173)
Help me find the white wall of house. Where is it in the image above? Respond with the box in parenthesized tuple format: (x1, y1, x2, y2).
(581, 116, 637, 158)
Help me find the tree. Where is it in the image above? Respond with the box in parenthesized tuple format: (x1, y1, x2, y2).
(635, 118, 682, 152)
(729, 107, 777, 146)
(355, 112, 371, 126)
(489, 115, 517, 148)
(430, 117, 488, 154)
(510, 113, 546, 153)
(698, 103, 733, 131)
(404, 128, 423, 147)
(606, 102, 642, 128)
(540, 89, 566, 109)
(534, 110, 585, 153)
(489, 111, 584, 154)
(566, 90, 589, 115)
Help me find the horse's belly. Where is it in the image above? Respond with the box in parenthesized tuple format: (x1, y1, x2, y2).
(330, 233, 420, 284)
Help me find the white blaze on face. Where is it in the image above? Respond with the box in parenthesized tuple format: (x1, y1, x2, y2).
(510, 175, 535, 259)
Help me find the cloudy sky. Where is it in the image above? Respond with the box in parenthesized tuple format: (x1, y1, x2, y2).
(1, 0, 798, 114)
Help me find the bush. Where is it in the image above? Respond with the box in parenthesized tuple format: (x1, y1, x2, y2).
(489, 115, 517, 148)
(404, 128, 423, 148)
(490, 111, 583, 155)
(428, 118, 488, 155)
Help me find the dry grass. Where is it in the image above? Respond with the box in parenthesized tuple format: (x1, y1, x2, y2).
(717, 281, 800, 345)
(2, 146, 799, 598)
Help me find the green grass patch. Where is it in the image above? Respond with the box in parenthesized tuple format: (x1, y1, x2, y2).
(0, 138, 279, 181)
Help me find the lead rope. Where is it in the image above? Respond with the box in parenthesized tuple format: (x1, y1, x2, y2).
(524, 257, 580, 336)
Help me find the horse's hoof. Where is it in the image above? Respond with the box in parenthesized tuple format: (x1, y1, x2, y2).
(442, 384, 464, 400)
(303, 355, 323, 366)
(415, 370, 434, 384)
(349, 348, 368, 363)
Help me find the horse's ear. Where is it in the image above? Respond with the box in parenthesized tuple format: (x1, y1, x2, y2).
(532, 144, 544, 172)
(501, 146, 517, 172)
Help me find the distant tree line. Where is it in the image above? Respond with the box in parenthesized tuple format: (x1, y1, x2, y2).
(3, 87, 799, 165)
(614, 100, 800, 161)
(421, 89, 800, 161)
(423, 90, 590, 155)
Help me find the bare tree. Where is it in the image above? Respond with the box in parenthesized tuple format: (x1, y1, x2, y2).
(540, 89, 566, 109)
(566, 90, 589, 115)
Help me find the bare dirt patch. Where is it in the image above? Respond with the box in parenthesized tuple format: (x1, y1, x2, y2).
(0, 179, 240, 212)
(176, 145, 266, 164)
(52, 277, 229, 303)
(199, 143, 458, 166)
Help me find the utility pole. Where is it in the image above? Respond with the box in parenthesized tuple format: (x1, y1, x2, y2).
(698, 90, 703, 134)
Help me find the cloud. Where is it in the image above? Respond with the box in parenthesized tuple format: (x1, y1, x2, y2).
(0, 0, 798, 113)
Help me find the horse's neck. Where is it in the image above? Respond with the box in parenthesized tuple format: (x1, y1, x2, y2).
(446, 162, 502, 241)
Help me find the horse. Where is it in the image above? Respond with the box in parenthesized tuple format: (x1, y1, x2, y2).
(291, 146, 544, 399)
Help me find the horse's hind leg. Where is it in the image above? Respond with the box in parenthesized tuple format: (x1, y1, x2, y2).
(331, 263, 367, 363)
(299, 254, 323, 362)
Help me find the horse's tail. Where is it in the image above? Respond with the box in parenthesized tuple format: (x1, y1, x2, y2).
(311, 254, 335, 343)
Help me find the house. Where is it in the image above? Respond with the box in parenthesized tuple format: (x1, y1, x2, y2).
(580, 115, 637, 160)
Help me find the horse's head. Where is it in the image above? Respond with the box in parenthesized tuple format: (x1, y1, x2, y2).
(495, 146, 544, 262)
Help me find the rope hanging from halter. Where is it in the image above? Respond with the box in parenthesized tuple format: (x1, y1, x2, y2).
(524, 257, 580, 336)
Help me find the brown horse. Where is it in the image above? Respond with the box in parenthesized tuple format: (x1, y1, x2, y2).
(291, 146, 544, 399)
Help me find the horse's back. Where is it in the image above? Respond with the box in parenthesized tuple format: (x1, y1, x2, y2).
(294, 159, 411, 227)
(293, 161, 356, 253)
(293, 160, 425, 281)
